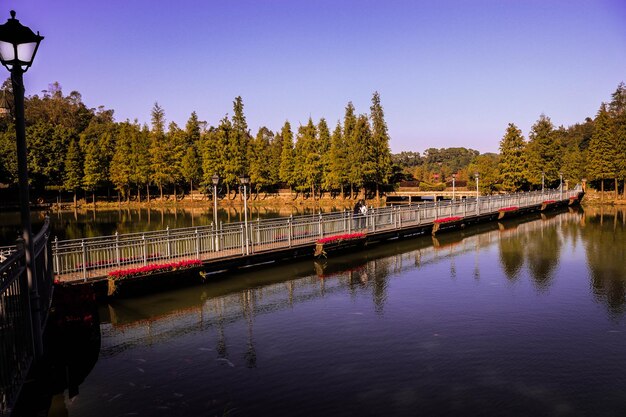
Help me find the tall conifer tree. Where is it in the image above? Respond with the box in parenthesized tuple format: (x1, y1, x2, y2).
(498, 123, 527, 191)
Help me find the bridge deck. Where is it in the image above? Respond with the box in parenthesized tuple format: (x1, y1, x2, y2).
(52, 189, 581, 283)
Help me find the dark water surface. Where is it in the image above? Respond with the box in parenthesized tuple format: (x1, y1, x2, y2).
(43, 208, 626, 416)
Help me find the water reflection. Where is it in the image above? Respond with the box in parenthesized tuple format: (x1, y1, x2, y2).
(582, 207, 626, 317)
(0, 205, 351, 244)
(29, 207, 626, 417)
(100, 210, 588, 360)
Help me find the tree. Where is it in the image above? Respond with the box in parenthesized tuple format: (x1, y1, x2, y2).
(317, 118, 332, 195)
(294, 118, 320, 197)
(343, 102, 359, 198)
(185, 111, 202, 145)
(588, 104, 619, 197)
(149, 102, 170, 199)
(279, 121, 295, 192)
(526, 114, 560, 188)
(369, 92, 393, 199)
(82, 140, 108, 206)
(468, 153, 501, 194)
(327, 122, 348, 197)
(202, 118, 229, 195)
(224, 96, 250, 192)
(63, 138, 83, 207)
(110, 122, 135, 201)
(249, 127, 273, 195)
(498, 123, 527, 191)
(181, 145, 202, 200)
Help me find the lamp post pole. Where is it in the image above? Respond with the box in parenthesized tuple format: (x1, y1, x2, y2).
(0, 11, 44, 359)
(452, 173, 456, 202)
(474, 173, 479, 215)
(559, 172, 563, 200)
(212, 174, 220, 251)
(541, 172, 545, 194)
(240, 175, 250, 255)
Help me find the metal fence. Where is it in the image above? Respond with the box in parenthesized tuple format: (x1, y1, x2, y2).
(51, 189, 580, 281)
(1, 218, 53, 417)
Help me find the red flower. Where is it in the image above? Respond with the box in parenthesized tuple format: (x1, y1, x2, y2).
(316, 233, 365, 244)
(434, 216, 463, 224)
(542, 200, 556, 204)
(498, 206, 518, 212)
(108, 259, 202, 280)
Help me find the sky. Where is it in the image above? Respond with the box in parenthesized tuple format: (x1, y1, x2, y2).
(4, 0, 626, 154)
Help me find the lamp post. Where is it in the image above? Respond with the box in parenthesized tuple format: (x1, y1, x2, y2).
(474, 172, 479, 198)
(541, 172, 545, 194)
(559, 172, 563, 200)
(452, 173, 456, 202)
(239, 174, 250, 255)
(0, 11, 44, 358)
(212, 174, 220, 251)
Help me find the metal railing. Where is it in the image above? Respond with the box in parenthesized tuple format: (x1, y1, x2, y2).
(1, 218, 53, 417)
(52, 189, 580, 281)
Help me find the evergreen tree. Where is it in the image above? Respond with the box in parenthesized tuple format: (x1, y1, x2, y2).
(327, 121, 348, 197)
(317, 118, 332, 194)
(294, 118, 320, 197)
(269, 130, 283, 186)
(181, 145, 202, 200)
(279, 121, 295, 191)
(137, 124, 153, 202)
(149, 102, 170, 199)
(352, 114, 374, 196)
(588, 104, 619, 194)
(526, 114, 560, 188)
(185, 111, 201, 145)
(202, 118, 229, 195)
(498, 123, 527, 191)
(369, 92, 392, 199)
(343, 102, 358, 198)
(63, 138, 83, 206)
(249, 127, 273, 194)
(110, 122, 134, 201)
(167, 122, 187, 199)
(225, 96, 250, 190)
(83, 140, 108, 205)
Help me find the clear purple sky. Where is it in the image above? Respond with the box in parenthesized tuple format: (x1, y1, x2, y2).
(6, 0, 626, 153)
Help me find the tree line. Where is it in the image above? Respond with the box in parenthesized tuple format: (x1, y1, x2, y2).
(0, 82, 392, 203)
(0, 80, 624, 202)
(392, 82, 626, 196)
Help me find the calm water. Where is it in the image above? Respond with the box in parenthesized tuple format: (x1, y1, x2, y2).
(0, 205, 349, 245)
(35, 208, 626, 416)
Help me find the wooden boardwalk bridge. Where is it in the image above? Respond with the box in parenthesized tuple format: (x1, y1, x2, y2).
(51, 188, 582, 283)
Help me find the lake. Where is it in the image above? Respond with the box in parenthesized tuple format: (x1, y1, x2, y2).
(19, 206, 626, 416)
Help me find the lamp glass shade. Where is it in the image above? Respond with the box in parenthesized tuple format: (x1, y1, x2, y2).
(239, 175, 250, 185)
(0, 11, 44, 72)
(0, 41, 14, 62)
(211, 174, 220, 186)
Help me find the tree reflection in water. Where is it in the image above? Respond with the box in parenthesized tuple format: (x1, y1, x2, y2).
(582, 207, 626, 317)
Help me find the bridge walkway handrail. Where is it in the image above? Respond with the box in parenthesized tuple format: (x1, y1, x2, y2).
(51, 189, 580, 282)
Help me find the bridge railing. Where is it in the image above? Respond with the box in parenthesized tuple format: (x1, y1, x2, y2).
(52, 189, 579, 280)
(1, 218, 53, 417)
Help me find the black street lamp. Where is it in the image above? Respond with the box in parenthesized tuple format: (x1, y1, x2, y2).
(0, 10, 44, 358)
(239, 174, 250, 255)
